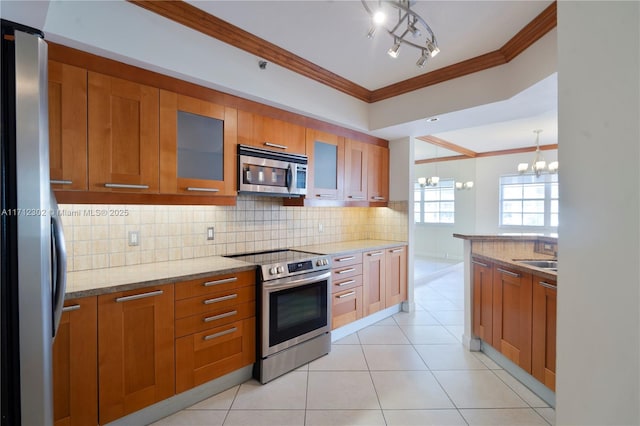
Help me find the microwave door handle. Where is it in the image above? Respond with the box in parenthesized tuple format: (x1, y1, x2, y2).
(286, 164, 294, 193)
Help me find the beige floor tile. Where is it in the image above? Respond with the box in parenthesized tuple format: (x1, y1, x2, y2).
(493, 370, 549, 408)
(383, 409, 467, 425)
(535, 407, 555, 425)
(371, 370, 455, 410)
(415, 344, 488, 370)
(444, 325, 464, 342)
(307, 371, 380, 409)
(150, 409, 226, 426)
(305, 409, 386, 426)
(333, 332, 360, 345)
(362, 344, 427, 371)
(223, 410, 305, 426)
(399, 324, 459, 345)
(460, 408, 550, 425)
(231, 373, 307, 410)
(373, 316, 397, 325)
(308, 344, 368, 371)
(187, 386, 238, 410)
(433, 370, 528, 409)
(429, 309, 465, 325)
(392, 310, 440, 325)
(420, 299, 461, 311)
(357, 325, 410, 345)
(473, 351, 503, 370)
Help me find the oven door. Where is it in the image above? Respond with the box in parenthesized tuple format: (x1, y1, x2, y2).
(262, 270, 331, 357)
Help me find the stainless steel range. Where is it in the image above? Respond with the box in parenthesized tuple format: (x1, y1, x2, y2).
(228, 249, 332, 383)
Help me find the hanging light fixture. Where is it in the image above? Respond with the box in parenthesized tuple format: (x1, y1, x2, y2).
(418, 145, 440, 187)
(517, 129, 559, 177)
(455, 181, 474, 190)
(362, 0, 440, 68)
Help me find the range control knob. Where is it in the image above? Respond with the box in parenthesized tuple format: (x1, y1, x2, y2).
(316, 259, 324, 267)
(269, 267, 277, 275)
(277, 266, 285, 274)
(323, 259, 329, 265)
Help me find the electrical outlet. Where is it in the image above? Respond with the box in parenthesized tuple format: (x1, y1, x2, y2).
(207, 226, 215, 241)
(318, 223, 324, 233)
(128, 231, 139, 246)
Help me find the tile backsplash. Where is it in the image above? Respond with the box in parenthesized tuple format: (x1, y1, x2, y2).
(60, 197, 408, 272)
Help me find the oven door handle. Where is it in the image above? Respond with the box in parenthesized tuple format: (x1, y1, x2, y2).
(263, 270, 331, 291)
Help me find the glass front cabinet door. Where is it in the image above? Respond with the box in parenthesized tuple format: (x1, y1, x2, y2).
(160, 90, 237, 196)
(305, 129, 344, 200)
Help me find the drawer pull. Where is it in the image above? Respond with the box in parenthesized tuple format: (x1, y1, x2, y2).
(371, 196, 385, 201)
(336, 268, 356, 275)
(203, 277, 238, 287)
(390, 248, 404, 253)
(336, 280, 356, 287)
(315, 194, 334, 198)
(104, 183, 149, 189)
(186, 187, 220, 192)
(203, 310, 238, 323)
(497, 268, 521, 278)
(51, 179, 72, 185)
(538, 281, 557, 290)
(336, 291, 356, 299)
(472, 260, 489, 268)
(367, 251, 383, 257)
(335, 256, 355, 262)
(348, 195, 365, 200)
(116, 290, 163, 303)
(203, 294, 238, 305)
(203, 327, 237, 341)
(264, 142, 287, 150)
(62, 304, 80, 313)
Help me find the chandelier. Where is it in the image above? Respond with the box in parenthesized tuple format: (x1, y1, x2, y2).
(517, 130, 559, 177)
(361, 0, 440, 68)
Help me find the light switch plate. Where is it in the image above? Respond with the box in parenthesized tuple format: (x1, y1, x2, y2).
(207, 226, 215, 240)
(128, 231, 139, 246)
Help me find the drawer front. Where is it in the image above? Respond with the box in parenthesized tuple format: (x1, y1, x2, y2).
(175, 301, 255, 338)
(332, 263, 363, 282)
(331, 252, 363, 268)
(176, 317, 255, 393)
(331, 273, 362, 294)
(331, 286, 362, 330)
(175, 285, 255, 319)
(175, 270, 256, 301)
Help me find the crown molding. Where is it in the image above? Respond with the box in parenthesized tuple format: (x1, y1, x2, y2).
(128, 1, 556, 103)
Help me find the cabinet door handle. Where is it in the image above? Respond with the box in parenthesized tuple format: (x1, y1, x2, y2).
(472, 260, 489, 268)
(336, 280, 356, 287)
(203, 277, 238, 287)
(336, 268, 356, 275)
(104, 183, 150, 190)
(203, 326, 237, 341)
(335, 256, 355, 262)
(315, 194, 334, 198)
(264, 142, 287, 150)
(348, 195, 365, 200)
(496, 268, 521, 278)
(116, 289, 163, 303)
(367, 251, 383, 257)
(390, 248, 404, 253)
(203, 310, 238, 323)
(62, 304, 81, 313)
(51, 179, 72, 185)
(186, 187, 220, 192)
(203, 294, 238, 305)
(336, 291, 356, 299)
(538, 281, 557, 290)
(371, 196, 385, 201)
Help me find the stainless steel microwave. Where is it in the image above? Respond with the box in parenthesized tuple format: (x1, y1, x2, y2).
(237, 144, 308, 197)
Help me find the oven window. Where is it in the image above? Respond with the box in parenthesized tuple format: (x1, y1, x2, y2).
(269, 281, 328, 347)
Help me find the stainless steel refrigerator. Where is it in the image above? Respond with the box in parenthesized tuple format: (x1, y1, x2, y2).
(1, 20, 67, 426)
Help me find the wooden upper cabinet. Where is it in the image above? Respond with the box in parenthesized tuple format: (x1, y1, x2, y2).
(160, 91, 237, 196)
(367, 144, 389, 203)
(48, 61, 88, 191)
(237, 110, 305, 154)
(305, 129, 344, 200)
(53, 296, 97, 426)
(532, 275, 557, 391)
(98, 285, 174, 425)
(344, 138, 368, 201)
(88, 72, 159, 193)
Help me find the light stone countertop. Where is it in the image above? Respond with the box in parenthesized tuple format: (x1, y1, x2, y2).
(296, 239, 407, 256)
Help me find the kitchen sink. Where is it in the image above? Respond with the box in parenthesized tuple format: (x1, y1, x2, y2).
(516, 259, 558, 270)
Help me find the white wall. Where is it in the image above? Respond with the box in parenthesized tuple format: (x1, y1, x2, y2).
(556, 2, 640, 424)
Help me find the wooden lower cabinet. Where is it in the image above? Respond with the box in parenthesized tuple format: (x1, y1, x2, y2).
(472, 257, 494, 344)
(98, 285, 175, 425)
(532, 276, 557, 391)
(363, 249, 386, 315)
(492, 265, 533, 373)
(385, 246, 407, 306)
(53, 296, 97, 426)
(332, 286, 363, 329)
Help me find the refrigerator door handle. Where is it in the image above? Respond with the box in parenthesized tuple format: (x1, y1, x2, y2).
(51, 192, 67, 339)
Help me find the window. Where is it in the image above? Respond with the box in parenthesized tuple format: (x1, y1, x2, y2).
(414, 179, 455, 224)
(500, 174, 558, 228)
